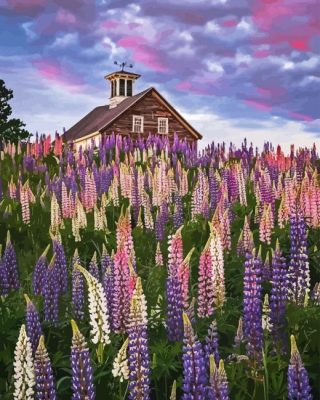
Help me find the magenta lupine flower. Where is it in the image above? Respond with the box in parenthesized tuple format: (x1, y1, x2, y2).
(243, 251, 263, 364)
(25, 294, 43, 355)
(166, 228, 184, 341)
(0, 244, 9, 296)
(207, 357, 230, 400)
(3, 231, 20, 290)
(182, 313, 207, 400)
(71, 250, 85, 320)
(43, 256, 60, 325)
(33, 245, 50, 296)
(112, 246, 132, 333)
(70, 320, 96, 400)
(270, 241, 288, 352)
(88, 252, 100, 281)
(116, 208, 136, 270)
(197, 239, 214, 318)
(52, 239, 68, 294)
(288, 335, 312, 400)
(127, 278, 150, 400)
(204, 320, 220, 369)
(34, 336, 57, 400)
(288, 210, 310, 304)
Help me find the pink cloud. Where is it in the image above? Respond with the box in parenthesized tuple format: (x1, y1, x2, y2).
(56, 8, 76, 25)
(101, 20, 120, 29)
(32, 59, 84, 91)
(176, 81, 212, 95)
(252, 0, 318, 53)
(290, 40, 310, 51)
(117, 36, 168, 72)
(221, 19, 238, 28)
(8, 0, 44, 10)
(253, 49, 271, 58)
(289, 112, 313, 121)
(244, 99, 272, 112)
(118, 36, 147, 48)
(176, 81, 192, 91)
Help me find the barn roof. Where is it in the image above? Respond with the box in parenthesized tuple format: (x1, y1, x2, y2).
(63, 87, 202, 142)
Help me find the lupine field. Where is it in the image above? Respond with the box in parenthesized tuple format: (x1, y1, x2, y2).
(0, 133, 320, 399)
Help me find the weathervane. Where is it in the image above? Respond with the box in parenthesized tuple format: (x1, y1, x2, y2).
(114, 61, 133, 71)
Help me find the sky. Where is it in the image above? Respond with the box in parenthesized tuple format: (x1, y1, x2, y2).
(0, 0, 319, 150)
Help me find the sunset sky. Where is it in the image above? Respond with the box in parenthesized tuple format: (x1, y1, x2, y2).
(0, 0, 319, 149)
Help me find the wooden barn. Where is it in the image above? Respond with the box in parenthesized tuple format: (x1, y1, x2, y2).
(63, 68, 202, 149)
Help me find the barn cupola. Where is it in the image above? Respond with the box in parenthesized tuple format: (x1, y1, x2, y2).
(105, 62, 141, 109)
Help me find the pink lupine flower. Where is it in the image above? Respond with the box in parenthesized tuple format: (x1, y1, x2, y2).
(111, 246, 132, 333)
(178, 248, 195, 308)
(198, 238, 214, 318)
(155, 242, 164, 267)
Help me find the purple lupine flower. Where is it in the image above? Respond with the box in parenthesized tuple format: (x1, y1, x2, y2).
(34, 336, 57, 400)
(70, 320, 95, 400)
(288, 335, 312, 400)
(270, 241, 288, 352)
(88, 252, 100, 281)
(33, 245, 50, 296)
(52, 239, 68, 294)
(25, 294, 43, 355)
(288, 210, 310, 304)
(3, 231, 20, 289)
(166, 274, 184, 342)
(173, 192, 184, 229)
(182, 313, 207, 400)
(204, 320, 220, 369)
(166, 229, 184, 342)
(127, 278, 150, 400)
(44, 256, 60, 325)
(155, 210, 166, 242)
(101, 245, 113, 326)
(207, 357, 230, 400)
(0, 244, 9, 296)
(71, 250, 85, 320)
(243, 251, 263, 364)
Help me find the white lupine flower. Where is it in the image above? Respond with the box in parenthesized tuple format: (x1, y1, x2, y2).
(262, 294, 271, 332)
(76, 265, 111, 346)
(13, 324, 35, 400)
(128, 277, 148, 328)
(112, 338, 129, 382)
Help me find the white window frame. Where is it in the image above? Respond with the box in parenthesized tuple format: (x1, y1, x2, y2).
(158, 117, 168, 134)
(132, 115, 144, 133)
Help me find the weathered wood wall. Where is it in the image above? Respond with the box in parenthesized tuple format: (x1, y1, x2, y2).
(100, 91, 198, 143)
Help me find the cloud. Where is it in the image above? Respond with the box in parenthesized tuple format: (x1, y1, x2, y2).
(0, 0, 318, 140)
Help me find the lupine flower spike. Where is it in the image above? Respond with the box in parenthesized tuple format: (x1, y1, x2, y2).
(207, 356, 230, 400)
(33, 244, 50, 296)
(34, 336, 57, 399)
(127, 277, 151, 400)
(182, 313, 206, 400)
(4, 231, 20, 290)
(24, 294, 43, 355)
(70, 320, 95, 400)
(13, 324, 35, 400)
(112, 338, 129, 382)
(75, 264, 111, 347)
(288, 335, 312, 400)
(170, 380, 177, 400)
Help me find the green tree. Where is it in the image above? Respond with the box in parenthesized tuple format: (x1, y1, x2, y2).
(0, 79, 30, 143)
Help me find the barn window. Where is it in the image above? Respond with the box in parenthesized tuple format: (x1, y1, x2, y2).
(119, 79, 125, 96)
(158, 117, 168, 134)
(133, 115, 144, 133)
(111, 80, 115, 97)
(127, 80, 133, 96)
